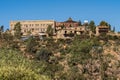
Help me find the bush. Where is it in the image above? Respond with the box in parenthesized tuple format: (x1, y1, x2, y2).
(0, 48, 50, 80)
(25, 36, 38, 53)
(36, 48, 52, 61)
(0, 66, 48, 80)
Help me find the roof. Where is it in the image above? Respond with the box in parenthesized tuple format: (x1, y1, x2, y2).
(10, 20, 55, 23)
(64, 17, 78, 23)
(98, 26, 109, 28)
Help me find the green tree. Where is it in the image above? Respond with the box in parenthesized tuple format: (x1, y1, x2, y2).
(113, 26, 115, 32)
(36, 48, 52, 61)
(46, 25, 53, 36)
(108, 24, 111, 31)
(78, 20, 82, 26)
(88, 20, 96, 33)
(2, 31, 13, 42)
(0, 25, 4, 32)
(0, 30, 15, 48)
(26, 36, 38, 53)
(14, 22, 22, 39)
(99, 21, 108, 26)
(0, 25, 4, 39)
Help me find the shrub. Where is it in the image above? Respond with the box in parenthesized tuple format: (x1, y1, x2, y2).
(0, 48, 50, 80)
(36, 48, 52, 61)
(0, 66, 48, 80)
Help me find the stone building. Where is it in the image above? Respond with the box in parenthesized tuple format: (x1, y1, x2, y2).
(96, 26, 109, 36)
(55, 17, 79, 28)
(56, 26, 86, 39)
(54, 18, 88, 39)
(10, 18, 89, 39)
(10, 20, 55, 36)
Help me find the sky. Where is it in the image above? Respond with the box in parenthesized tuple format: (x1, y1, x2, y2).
(0, 0, 120, 31)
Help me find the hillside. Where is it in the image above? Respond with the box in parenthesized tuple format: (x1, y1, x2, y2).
(0, 31, 120, 80)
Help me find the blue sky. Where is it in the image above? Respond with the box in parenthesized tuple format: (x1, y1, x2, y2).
(0, 0, 120, 31)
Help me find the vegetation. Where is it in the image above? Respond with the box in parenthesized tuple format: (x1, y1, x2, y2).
(14, 22, 22, 39)
(0, 21, 120, 80)
(46, 25, 53, 36)
(36, 47, 52, 61)
(25, 36, 38, 53)
(88, 20, 96, 33)
(99, 21, 109, 26)
(0, 26, 4, 39)
(99, 21, 112, 31)
(0, 48, 50, 80)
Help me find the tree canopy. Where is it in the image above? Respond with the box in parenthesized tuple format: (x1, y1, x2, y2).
(14, 22, 22, 39)
(88, 20, 96, 33)
(99, 21, 109, 26)
(46, 25, 53, 36)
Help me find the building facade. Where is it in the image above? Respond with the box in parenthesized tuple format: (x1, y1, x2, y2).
(55, 18, 87, 39)
(10, 18, 102, 39)
(55, 17, 79, 28)
(56, 26, 87, 39)
(10, 20, 55, 36)
(96, 26, 109, 36)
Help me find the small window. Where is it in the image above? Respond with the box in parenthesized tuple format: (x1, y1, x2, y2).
(35, 24, 39, 26)
(65, 31, 67, 34)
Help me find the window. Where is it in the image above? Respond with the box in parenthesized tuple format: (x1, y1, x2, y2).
(43, 24, 45, 26)
(41, 28, 43, 32)
(35, 24, 39, 26)
(24, 29, 26, 32)
(42, 28, 45, 32)
(32, 28, 34, 32)
(26, 25, 28, 28)
(40, 29, 42, 32)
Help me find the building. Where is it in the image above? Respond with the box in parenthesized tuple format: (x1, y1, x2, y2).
(96, 26, 109, 36)
(55, 17, 79, 28)
(9, 18, 90, 39)
(10, 20, 55, 36)
(55, 18, 86, 39)
(56, 26, 86, 39)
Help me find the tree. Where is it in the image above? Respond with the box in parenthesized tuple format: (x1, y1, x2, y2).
(36, 48, 52, 61)
(2, 32, 13, 41)
(78, 20, 82, 26)
(46, 25, 53, 36)
(99, 21, 108, 26)
(0, 25, 4, 39)
(113, 27, 115, 32)
(88, 21, 96, 33)
(108, 24, 111, 31)
(26, 36, 38, 53)
(0, 25, 4, 32)
(14, 22, 22, 39)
